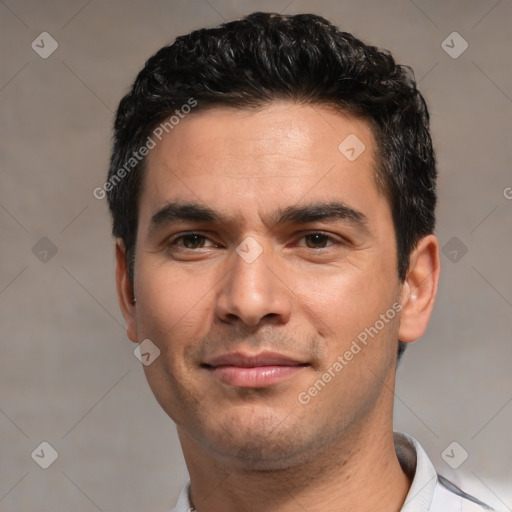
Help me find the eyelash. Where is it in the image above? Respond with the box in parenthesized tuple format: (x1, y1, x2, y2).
(167, 232, 342, 251)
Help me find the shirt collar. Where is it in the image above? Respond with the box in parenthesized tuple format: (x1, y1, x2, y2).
(394, 431, 438, 511)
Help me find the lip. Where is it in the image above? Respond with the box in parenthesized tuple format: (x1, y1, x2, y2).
(203, 351, 308, 388)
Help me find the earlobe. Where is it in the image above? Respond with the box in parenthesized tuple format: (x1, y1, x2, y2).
(398, 234, 440, 343)
(115, 239, 138, 343)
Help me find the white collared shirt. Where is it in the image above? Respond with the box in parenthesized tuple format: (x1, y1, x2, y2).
(166, 432, 496, 512)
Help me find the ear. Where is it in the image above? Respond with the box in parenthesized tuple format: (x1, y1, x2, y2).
(398, 234, 440, 343)
(115, 239, 138, 343)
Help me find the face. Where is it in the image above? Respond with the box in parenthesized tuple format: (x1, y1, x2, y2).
(121, 102, 409, 469)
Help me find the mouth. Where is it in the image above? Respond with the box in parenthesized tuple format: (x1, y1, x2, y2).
(202, 352, 309, 388)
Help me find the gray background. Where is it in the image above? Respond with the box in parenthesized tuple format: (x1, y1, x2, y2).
(1, 1, 511, 511)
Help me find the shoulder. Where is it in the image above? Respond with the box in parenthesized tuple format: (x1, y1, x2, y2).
(394, 432, 500, 512)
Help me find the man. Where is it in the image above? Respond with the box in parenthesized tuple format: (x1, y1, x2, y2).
(106, 12, 496, 512)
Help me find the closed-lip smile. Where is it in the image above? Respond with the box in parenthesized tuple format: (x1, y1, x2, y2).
(203, 351, 308, 388)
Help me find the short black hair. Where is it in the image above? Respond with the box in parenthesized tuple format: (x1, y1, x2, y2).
(107, 12, 437, 361)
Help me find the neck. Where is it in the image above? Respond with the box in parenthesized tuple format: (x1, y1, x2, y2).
(178, 413, 411, 512)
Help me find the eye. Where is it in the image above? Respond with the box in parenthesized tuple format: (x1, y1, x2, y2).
(169, 233, 216, 250)
(297, 232, 339, 249)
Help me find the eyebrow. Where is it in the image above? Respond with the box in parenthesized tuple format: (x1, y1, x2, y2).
(149, 200, 369, 234)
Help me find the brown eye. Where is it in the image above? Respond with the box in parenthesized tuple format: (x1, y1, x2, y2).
(182, 234, 205, 248)
(172, 234, 210, 249)
(303, 233, 332, 249)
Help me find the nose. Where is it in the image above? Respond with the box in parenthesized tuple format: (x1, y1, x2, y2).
(215, 240, 292, 328)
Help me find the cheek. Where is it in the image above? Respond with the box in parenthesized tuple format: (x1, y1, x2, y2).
(291, 266, 400, 416)
(134, 263, 216, 422)
(290, 257, 398, 345)
(135, 259, 215, 331)
(133, 260, 242, 420)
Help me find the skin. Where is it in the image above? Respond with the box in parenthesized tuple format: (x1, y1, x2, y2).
(116, 102, 440, 512)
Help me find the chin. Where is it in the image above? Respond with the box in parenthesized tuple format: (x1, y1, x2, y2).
(233, 442, 311, 471)
(198, 416, 324, 471)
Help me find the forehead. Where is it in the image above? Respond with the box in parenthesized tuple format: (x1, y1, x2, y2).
(138, 102, 386, 228)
